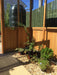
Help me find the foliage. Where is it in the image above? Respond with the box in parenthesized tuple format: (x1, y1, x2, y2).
(40, 47, 54, 60)
(18, 23, 25, 27)
(38, 59, 50, 71)
(28, 42, 35, 52)
(24, 49, 29, 54)
(24, 26, 35, 52)
(10, 27, 15, 30)
(15, 48, 24, 53)
(38, 45, 43, 51)
(5, 3, 10, 27)
(24, 26, 30, 38)
(24, 41, 35, 57)
(30, 55, 38, 63)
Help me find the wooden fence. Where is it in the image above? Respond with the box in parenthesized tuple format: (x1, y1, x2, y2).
(3, 27, 57, 55)
(32, 27, 57, 55)
(1, 0, 57, 56)
(4, 27, 31, 53)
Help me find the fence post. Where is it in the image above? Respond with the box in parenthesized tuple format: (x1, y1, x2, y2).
(17, 0, 20, 48)
(17, 0, 20, 25)
(30, 0, 32, 27)
(43, 0, 47, 40)
(43, 0, 47, 47)
(43, 0, 47, 27)
(0, 0, 5, 54)
(29, 0, 33, 42)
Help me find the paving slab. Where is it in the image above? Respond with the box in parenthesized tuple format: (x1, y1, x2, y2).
(0, 53, 31, 75)
(0, 66, 31, 75)
(0, 55, 18, 69)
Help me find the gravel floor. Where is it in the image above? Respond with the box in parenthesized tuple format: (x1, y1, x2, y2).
(12, 52, 57, 75)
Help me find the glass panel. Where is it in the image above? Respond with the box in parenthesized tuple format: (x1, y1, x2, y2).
(32, 0, 44, 27)
(22, 0, 30, 27)
(4, 0, 30, 27)
(4, 0, 18, 27)
(46, 0, 57, 27)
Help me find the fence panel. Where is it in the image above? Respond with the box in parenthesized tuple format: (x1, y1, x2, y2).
(46, 0, 57, 27)
(32, 27, 57, 55)
(4, 28, 18, 52)
(4, 27, 31, 53)
(24, 0, 30, 27)
(4, 0, 18, 27)
(3, 0, 31, 52)
(32, 0, 44, 27)
(18, 27, 31, 48)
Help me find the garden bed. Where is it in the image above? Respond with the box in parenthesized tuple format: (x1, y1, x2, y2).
(13, 52, 57, 75)
(14, 26, 57, 75)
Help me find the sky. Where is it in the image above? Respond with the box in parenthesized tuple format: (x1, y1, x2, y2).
(21, 0, 54, 11)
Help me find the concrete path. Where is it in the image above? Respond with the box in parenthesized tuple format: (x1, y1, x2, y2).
(0, 53, 31, 75)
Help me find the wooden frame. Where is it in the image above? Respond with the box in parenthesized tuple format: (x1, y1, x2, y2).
(30, 0, 32, 27)
(0, 0, 5, 54)
(17, 0, 20, 25)
(43, 0, 47, 41)
(0, 0, 47, 53)
(1, 0, 57, 55)
(17, 0, 20, 48)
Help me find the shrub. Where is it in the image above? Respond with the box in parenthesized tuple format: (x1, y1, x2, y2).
(40, 47, 54, 60)
(38, 59, 50, 71)
(24, 26, 35, 53)
(15, 48, 24, 53)
(30, 55, 38, 63)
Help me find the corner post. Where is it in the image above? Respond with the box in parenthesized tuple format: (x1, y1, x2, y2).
(0, 0, 5, 54)
(17, 0, 20, 48)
